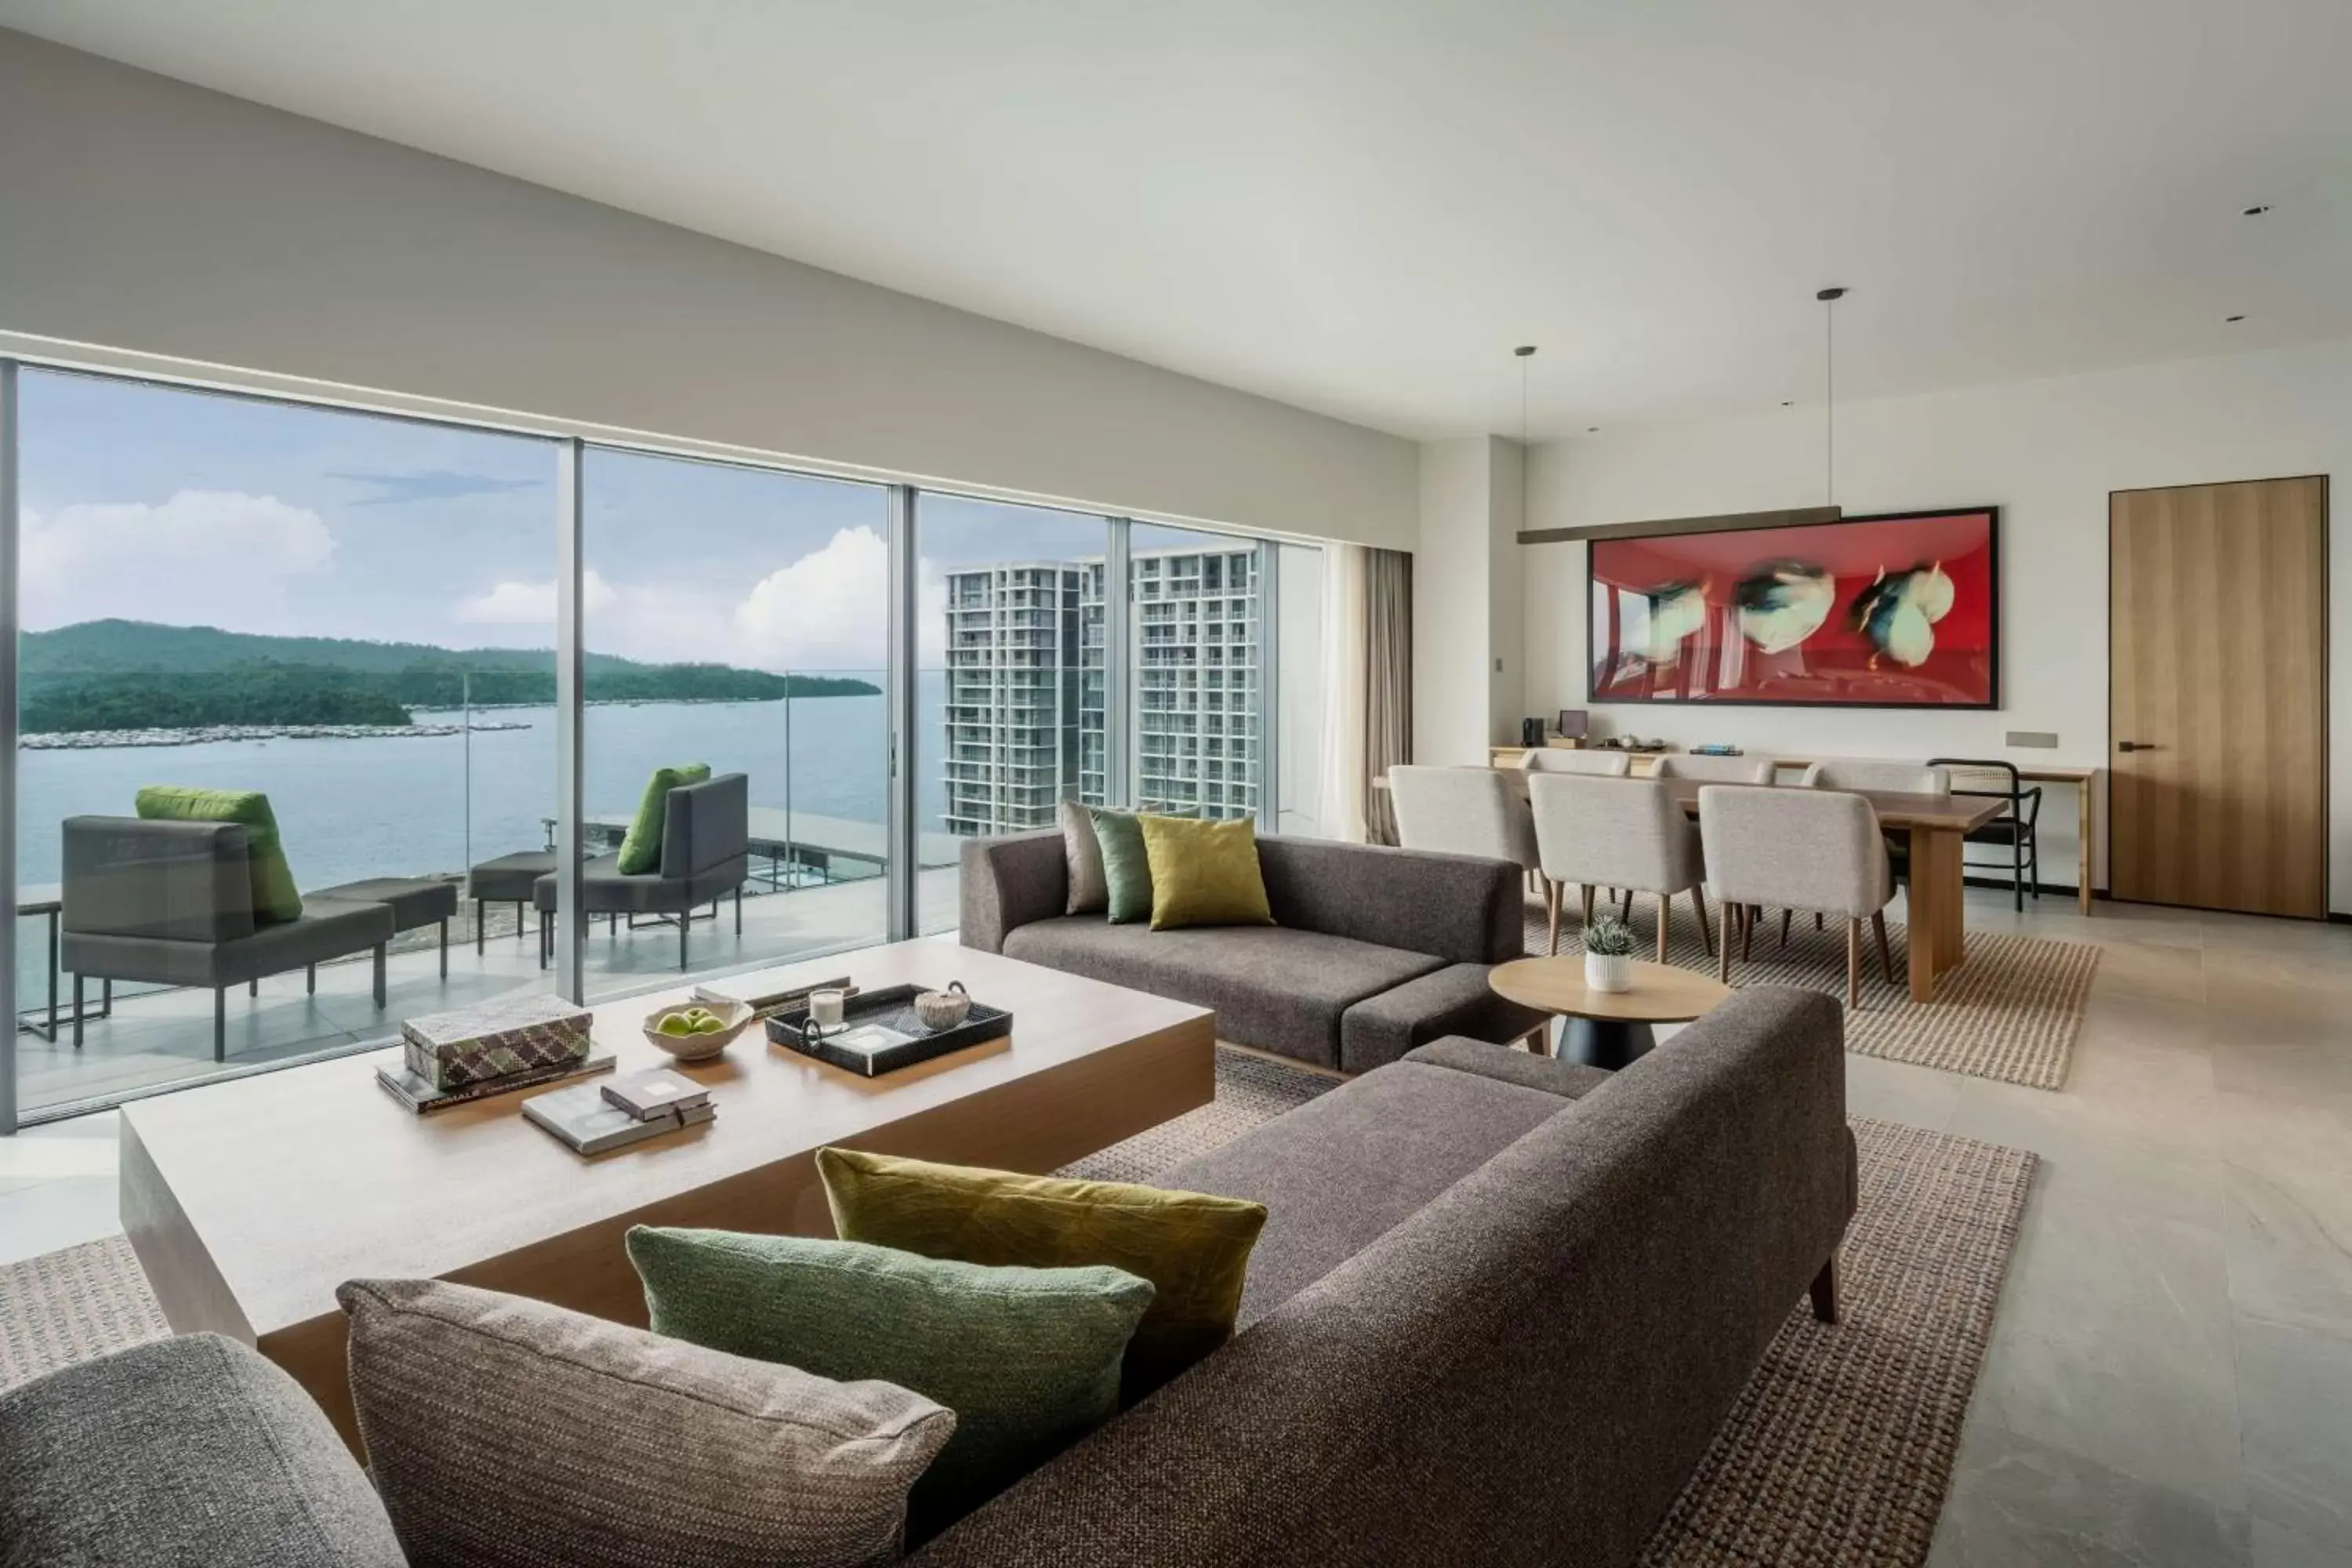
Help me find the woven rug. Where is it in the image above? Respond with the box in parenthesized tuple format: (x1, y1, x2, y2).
(2, 1051, 2032, 1568)
(1524, 902, 2097, 1090)
(1071, 1047, 2034, 1568)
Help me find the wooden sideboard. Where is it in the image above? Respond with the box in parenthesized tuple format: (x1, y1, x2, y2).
(1487, 746, 2100, 917)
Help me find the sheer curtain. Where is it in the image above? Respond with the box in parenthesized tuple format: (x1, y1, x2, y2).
(1314, 543, 1369, 842)
(1363, 549, 1413, 845)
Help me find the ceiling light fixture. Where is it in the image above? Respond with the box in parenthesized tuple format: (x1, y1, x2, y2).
(1515, 345, 1537, 539)
(1817, 286, 1846, 506)
(2227, 314, 2247, 322)
(2242, 205, 2271, 216)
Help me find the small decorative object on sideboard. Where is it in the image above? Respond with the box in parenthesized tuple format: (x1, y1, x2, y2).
(401, 994, 593, 1091)
(769, 983, 1011, 1077)
(913, 981, 973, 1032)
(1582, 916, 1637, 994)
(641, 998, 755, 1062)
(1691, 743, 1744, 756)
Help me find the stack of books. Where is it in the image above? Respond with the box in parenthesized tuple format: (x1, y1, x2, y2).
(523, 1068, 716, 1156)
(376, 996, 608, 1114)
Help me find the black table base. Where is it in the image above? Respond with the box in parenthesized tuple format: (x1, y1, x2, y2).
(1560, 1017, 1657, 1072)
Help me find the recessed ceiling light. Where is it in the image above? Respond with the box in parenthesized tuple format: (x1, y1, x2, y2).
(2242, 205, 2271, 216)
(1586, 426, 1600, 434)
(2227, 314, 2247, 322)
(1780, 400, 1795, 407)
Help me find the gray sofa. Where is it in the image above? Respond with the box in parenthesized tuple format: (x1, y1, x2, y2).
(960, 829, 1548, 1072)
(0, 989, 1853, 1568)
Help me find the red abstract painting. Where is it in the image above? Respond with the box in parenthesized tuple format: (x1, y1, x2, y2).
(1588, 507, 1998, 708)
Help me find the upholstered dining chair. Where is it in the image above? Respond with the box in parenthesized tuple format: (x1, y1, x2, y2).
(1797, 760, 1951, 793)
(1697, 785, 1897, 1007)
(1526, 774, 1711, 961)
(1387, 765, 1540, 875)
(1518, 749, 1634, 777)
(1653, 753, 1777, 785)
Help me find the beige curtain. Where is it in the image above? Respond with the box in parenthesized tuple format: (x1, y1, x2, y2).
(1314, 544, 1370, 843)
(1363, 547, 1412, 845)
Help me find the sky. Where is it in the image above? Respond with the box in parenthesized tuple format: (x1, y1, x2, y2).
(15, 368, 1244, 673)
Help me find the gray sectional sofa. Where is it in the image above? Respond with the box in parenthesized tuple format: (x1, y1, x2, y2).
(960, 829, 1549, 1072)
(0, 988, 1854, 1568)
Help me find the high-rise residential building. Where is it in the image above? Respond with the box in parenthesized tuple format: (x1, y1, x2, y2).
(941, 544, 1261, 833)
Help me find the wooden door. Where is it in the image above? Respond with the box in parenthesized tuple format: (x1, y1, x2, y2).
(2110, 477, 2328, 916)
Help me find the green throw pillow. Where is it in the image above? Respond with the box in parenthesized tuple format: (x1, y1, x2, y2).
(1086, 807, 1154, 924)
(626, 1227, 1153, 1535)
(818, 1147, 1266, 1403)
(615, 763, 711, 874)
(134, 785, 302, 924)
(1139, 814, 1275, 931)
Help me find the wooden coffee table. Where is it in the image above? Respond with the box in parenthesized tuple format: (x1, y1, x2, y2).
(1488, 956, 1731, 1070)
(120, 942, 1214, 1452)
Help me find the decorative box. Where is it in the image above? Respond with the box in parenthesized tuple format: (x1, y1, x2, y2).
(401, 994, 594, 1091)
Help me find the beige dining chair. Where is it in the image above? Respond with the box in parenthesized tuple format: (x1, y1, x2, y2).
(1653, 753, 1777, 785)
(1387, 765, 1540, 873)
(1798, 760, 1951, 793)
(1518, 749, 1634, 777)
(1696, 785, 1896, 1007)
(1526, 774, 1711, 961)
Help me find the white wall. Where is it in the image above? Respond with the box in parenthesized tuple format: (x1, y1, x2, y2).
(1414, 436, 1526, 764)
(0, 31, 1416, 547)
(1522, 336, 2352, 909)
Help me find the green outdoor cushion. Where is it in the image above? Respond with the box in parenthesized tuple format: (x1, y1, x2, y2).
(818, 1147, 1266, 1403)
(626, 1227, 1153, 1537)
(1139, 814, 1276, 931)
(1086, 807, 1153, 924)
(135, 785, 302, 924)
(615, 763, 711, 874)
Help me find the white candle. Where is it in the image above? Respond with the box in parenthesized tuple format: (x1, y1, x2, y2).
(809, 989, 846, 1027)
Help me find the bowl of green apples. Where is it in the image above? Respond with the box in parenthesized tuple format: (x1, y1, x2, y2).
(642, 997, 756, 1062)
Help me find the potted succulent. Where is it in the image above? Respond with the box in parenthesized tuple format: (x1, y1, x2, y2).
(1581, 916, 1637, 994)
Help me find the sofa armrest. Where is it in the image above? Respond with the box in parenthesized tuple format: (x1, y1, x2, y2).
(1400, 1035, 1614, 1098)
(1337, 964, 1552, 1074)
(61, 815, 257, 944)
(1256, 836, 1523, 964)
(957, 831, 1068, 953)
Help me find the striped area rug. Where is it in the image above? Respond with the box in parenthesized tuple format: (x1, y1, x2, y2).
(1525, 902, 2098, 1091)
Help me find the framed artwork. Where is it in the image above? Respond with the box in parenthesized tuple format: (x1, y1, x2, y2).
(1587, 506, 1998, 708)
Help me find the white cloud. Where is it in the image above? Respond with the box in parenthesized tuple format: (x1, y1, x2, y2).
(452, 569, 619, 625)
(732, 526, 947, 672)
(22, 489, 336, 631)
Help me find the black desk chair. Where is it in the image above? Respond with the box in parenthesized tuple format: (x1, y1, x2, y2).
(1926, 758, 2042, 912)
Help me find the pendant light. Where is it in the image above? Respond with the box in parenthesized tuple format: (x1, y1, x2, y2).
(1818, 285, 1846, 507)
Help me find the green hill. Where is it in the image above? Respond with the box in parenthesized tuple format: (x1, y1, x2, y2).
(20, 620, 878, 734)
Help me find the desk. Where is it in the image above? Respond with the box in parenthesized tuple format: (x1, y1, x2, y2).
(1490, 748, 2100, 916)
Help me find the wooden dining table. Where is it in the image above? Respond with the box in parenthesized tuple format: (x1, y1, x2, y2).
(1381, 768, 2005, 1003)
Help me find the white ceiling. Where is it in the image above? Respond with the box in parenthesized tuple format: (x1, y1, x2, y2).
(4, 0, 2347, 440)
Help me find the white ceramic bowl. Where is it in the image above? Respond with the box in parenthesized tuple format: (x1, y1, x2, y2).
(641, 998, 756, 1061)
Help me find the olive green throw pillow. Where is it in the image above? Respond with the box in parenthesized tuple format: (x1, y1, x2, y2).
(1138, 814, 1274, 931)
(626, 1226, 1153, 1536)
(135, 785, 303, 924)
(615, 763, 711, 874)
(1085, 807, 1155, 924)
(818, 1148, 1267, 1403)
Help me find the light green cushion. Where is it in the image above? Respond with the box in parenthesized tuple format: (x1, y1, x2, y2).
(615, 763, 710, 874)
(626, 1226, 1152, 1534)
(134, 785, 301, 924)
(1086, 807, 1153, 924)
(818, 1147, 1265, 1403)
(1139, 814, 1275, 931)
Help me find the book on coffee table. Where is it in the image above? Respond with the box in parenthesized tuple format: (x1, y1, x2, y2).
(376, 1053, 615, 1115)
(523, 1082, 716, 1156)
(601, 1067, 710, 1120)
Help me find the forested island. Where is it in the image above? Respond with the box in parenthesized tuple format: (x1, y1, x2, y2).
(20, 620, 877, 735)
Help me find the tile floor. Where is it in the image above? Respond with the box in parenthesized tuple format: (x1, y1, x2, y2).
(2, 883, 2347, 1565)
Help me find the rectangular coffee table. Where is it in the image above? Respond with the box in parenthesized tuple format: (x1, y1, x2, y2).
(120, 942, 1215, 1450)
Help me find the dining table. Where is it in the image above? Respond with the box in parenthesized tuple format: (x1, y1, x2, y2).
(1380, 768, 2006, 1004)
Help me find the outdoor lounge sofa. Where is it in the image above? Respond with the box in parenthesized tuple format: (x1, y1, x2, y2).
(959, 829, 1548, 1072)
(532, 771, 751, 971)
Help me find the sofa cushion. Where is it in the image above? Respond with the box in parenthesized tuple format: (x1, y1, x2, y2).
(1338, 962, 1554, 1073)
(1087, 808, 1154, 924)
(818, 1147, 1267, 1404)
(1403, 1034, 1617, 1098)
(615, 762, 710, 873)
(1158, 1060, 1568, 1324)
(1059, 800, 1108, 915)
(628, 1227, 1153, 1539)
(1000, 917, 1445, 1069)
(135, 784, 303, 924)
(0, 1333, 406, 1567)
(341, 1276, 952, 1568)
(1139, 815, 1273, 931)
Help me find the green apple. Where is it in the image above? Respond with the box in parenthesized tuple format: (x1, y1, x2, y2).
(657, 1013, 693, 1036)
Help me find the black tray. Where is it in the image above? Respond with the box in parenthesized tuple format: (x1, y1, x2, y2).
(766, 984, 1011, 1076)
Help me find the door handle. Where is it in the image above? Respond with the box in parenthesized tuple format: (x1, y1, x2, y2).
(2116, 740, 2160, 753)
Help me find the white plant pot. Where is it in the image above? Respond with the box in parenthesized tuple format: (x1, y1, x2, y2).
(1584, 952, 1634, 993)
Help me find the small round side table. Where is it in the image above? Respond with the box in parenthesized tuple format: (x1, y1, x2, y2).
(1488, 956, 1732, 1070)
